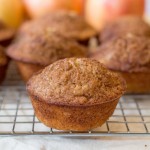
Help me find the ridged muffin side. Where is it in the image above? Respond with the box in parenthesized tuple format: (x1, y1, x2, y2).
(0, 46, 8, 84)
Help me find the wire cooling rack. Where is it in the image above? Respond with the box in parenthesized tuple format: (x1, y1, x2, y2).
(0, 62, 150, 136)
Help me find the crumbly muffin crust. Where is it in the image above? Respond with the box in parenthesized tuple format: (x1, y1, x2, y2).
(27, 58, 126, 106)
(18, 11, 97, 41)
(100, 16, 150, 42)
(0, 46, 8, 66)
(94, 35, 150, 72)
(6, 30, 87, 66)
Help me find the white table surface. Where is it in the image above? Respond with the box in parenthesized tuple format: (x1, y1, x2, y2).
(0, 136, 150, 150)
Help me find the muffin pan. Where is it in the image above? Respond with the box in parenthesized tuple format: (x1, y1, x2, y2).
(0, 62, 150, 136)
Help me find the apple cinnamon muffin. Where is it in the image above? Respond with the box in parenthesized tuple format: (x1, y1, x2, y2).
(0, 46, 8, 84)
(27, 58, 126, 131)
(17, 11, 97, 46)
(0, 21, 15, 47)
(6, 29, 87, 82)
(93, 34, 150, 94)
(100, 16, 150, 42)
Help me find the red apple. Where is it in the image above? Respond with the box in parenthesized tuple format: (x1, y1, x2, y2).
(85, 0, 145, 31)
(23, 0, 85, 18)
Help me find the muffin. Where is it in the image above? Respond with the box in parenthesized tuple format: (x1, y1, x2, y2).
(93, 35, 150, 94)
(6, 30, 87, 82)
(100, 16, 150, 42)
(17, 11, 97, 46)
(0, 46, 8, 84)
(27, 58, 126, 131)
(0, 21, 15, 47)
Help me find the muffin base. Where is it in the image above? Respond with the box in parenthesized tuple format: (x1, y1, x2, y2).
(16, 61, 44, 82)
(30, 96, 119, 131)
(0, 65, 8, 84)
(117, 71, 150, 94)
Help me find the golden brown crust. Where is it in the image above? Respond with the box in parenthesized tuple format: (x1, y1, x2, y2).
(30, 96, 119, 131)
(100, 16, 150, 42)
(6, 31, 87, 66)
(93, 35, 150, 73)
(27, 58, 126, 106)
(117, 71, 150, 94)
(18, 11, 97, 41)
(16, 61, 44, 82)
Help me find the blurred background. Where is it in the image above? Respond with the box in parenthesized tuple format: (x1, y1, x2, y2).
(146, 0, 150, 15)
(0, 0, 150, 31)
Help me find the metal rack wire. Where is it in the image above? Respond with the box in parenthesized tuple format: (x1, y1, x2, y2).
(0, 62, 150, 136)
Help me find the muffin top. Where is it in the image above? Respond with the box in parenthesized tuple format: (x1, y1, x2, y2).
(27, 58, 126, 106)
(18, 11, 97, 41)
(0, 21, 15, 42)
(6, 29, 87, 66)
(93, 35, 150, 72)
(0, 46, 8, 66)
(100, 16, 150, 42)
